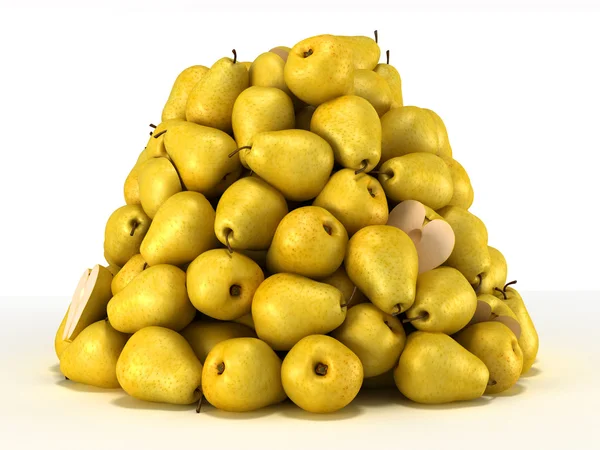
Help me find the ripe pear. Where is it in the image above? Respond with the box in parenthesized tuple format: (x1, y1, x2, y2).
(60, 320, 128, 389)
(240, 130, 334, 201)
(374, 50, 403, 109)
(104, 205, 150, 267)
(353, 69, 392, 116)
(405, 267, 477, 335)
(252, 273, 347, 350)
(137, 157, 182, 219)
(337, 33, 381, 70)
(181, 321, 256, 363)
(233, 313, 255, 330)
(105, 263, 121, 276)
(214, 177, 288, 251)
(269, 46, 291, 61)
(163, 121, 240, 194)
(444, 157, 474, 210)
(186, 51, 249, 132)
(331, 303, 406, 377)
(437, 206, 491, 284)
(379, 153, 454, 210)
(284, 34, 354, 106)
(281, 334, 363, 413)
(187, 249, 264, 320)
(111, 254, 146, 296)
(469, 294, 521, 339)
(267, 206, 348, 278)
(311, 95, 381, 172)
(107, 264, 195, 333)
(319, 266, 367, 308)
(117, 326, 203, 405)
(455, 321, 523, 394)
(162, 65, 209, 121)
(54, 310, 70, 359)
(140, 191, 218, 267)
(394, 331, 489, 404)
(345, 225, 418, 316)
(202, 166, 243, 200)
(202, 338, 287, 412)
(249, 52, 293, 97)
(475, 246, 508, 294)
(380, 106, 452, 167)
(313, 169, 388, 235)
(295, 105, 316, 130)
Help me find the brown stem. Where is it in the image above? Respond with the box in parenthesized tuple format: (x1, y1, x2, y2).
(391, 303, 402, 316)
(503, 280, 518, 291)
(354, 160, 368, 175)
(229, 146, 251, 158)
(195, 388, 203, 414)
(153, 129, 167, 139)
(315, 363, 328, 376)
(402, 312, 429, 323)
(374, 30, 378, 43)
(130, 221, 139, 237)
(217, 362, 225, 375)
(346, 286, 358, 309)
(232, 49, 237, 64)
(65, 376, 69, 380)
(149, 124, 157, 129)
(386, 49, 390, 65)
(304, 48, 313, 58)
(142, 263, 148, 270)
(225, 229, 233, 254)
(494, 287, 507, 300)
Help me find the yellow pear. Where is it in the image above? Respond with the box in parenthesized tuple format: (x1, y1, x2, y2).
(374, 50, 403, 109)
(111, 254, 146, 296)
(140, 191, 218, 267)
(240, 130, 334, 201)
(252, 273, 347, 350)
(284, 34, 354, 106)
(337, 32, 381, 70)
(60, 320, 128, 389)
(345, 225, 418, 316)
(54, 310, 70, 359)
(394, 331, 489, 404)
(444, 157, 474, 209)
(313, 169, 388, 235)
(311, 95, 381, 172)
(181, 321, 256, 363)
(116, 326, 203, 405)
(405, 267, 477, 335)
(105, 263, 121, 276)
(331, 303, 406, 377)
(107, 264, 195, 333)
(353, 69, 392, 116)
(202, 338, 287, 412)
(469, 294, 521, 339)
(104, 205, 151, 267)
(233, 313, 255, 330)
(249, 52, 293, 97)
(186, 51, 249, 132)
(475, 246, 508, 294)
(186, 249, 264, 320)
(202, 167, 243, 200)
(161, 65, 209, 121)
(319, 266, 367, 308)
(214, 177, 288, 251)
(269, 46, 291, 61)
(295, 105, 316, 130)
(378, 153, 454, 209)
(267, 206, 348, 278)
(454, 321, 523, 394)
(281, 335, 363, 413)
(137, 156, 182, 219)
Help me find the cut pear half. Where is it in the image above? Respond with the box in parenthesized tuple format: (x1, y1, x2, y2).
(62, 264, 113, 341)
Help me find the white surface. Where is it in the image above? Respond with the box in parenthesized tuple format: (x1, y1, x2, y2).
(1, 293, 598, 450)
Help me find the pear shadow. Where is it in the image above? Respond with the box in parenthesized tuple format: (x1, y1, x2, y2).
(488, 382, 527, 398)
(56, 378, 121, 394)
(199, 402, 280, 420)
(48, 363, 61, 374)
(520, 366, 542, 378)
(397, 394, 493, 410)
(111, 395, 195, 412)
(353, 388, 405, 407)
(279, 398, 363, 421)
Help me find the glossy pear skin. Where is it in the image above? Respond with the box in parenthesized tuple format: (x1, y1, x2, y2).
(249, 52, 293, 97)
(181, 321, 256, 364)
(162, 65, 209, 121)
(137, 157, 182, 219)
(319, 266, 368, 307)
(60, 320, 128, 389)
(104, 205, 151, 267)
(282, 335, 363, 413)
(394, 331, 489, 404)
(252, 273, 347, 351)
(54, 310, 70, 359)
(353, 69, 392, 116)
(374, 60, 403, 108)
(345, 225, 418, 316)
(116, 326, 203, 405)
(202, 338, 287, 412)
(111, 254, 146, 296)
(337, 34, 381, 70)
(476, 246, 508, 294)
(107, 264, 195, 333)
(444, 157, 474, 210)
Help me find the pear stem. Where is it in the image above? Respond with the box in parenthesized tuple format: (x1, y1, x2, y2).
(315, 363, 328, 376)
(346, 286, 358, 309)
(142, 263, 148, 270)
(217, 362, 225, 375)
(225, 230, 233, 255)
(65, 376, 69, 380)
(153, 129, 167, 139)
(494, 287, 507, 300)
(386, 49, 390, 65)
(355, 160, 369, 175)
(229, 146, 251, 158)
(130, 222, 139, 237)
(303, 49, 313, 58)
(195, 388, 203, 414)
(503, 280, 518, 291)
(402, 312, 428, 323)
(374, 30, 378, 43)
(149, 124, 157, 129)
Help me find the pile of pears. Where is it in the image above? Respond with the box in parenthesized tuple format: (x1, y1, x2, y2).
(54, 31, 539, 414)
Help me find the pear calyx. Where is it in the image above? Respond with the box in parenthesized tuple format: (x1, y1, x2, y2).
(315, 363, 328, 376)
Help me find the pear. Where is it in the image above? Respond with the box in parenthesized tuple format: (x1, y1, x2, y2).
(54, 310, 70, 359)
(60, 320, 128, 389)
(202, 166, 243, 201)
(111, 254, 146, 296)
(437, 206, 491, 283)
(269, 46, 291, 61)
(345, 225, 418, 316)
(240, 129, 334, 201)
(494, 284, 539, 374)
(186, 249, 264, 320)
(454, 321, 523, 394)
(181, 321, 256, 363)
(311, 95, 381, 173)
(266, 206, 348, 279)
(331, 303, 406, 378)
(137, 156, 182, 219)
(281, 334, 363, 413)
(162, 65, 209, 121)
(202, 338, 287, 412)
(186, 51, 249, 132)
(404, 267, 477, 335)
(295, 105, 316, 130)
(105, 263, 121, 276)
(249, 52, 293, 97)
(374, 50, 403, 109)
(123, 157, 143, 205)
(104, 205, 151, 267)
(163, 121, 240, 194)
(233, 313, 255, 330)
(444, 157, 474, 210)
(469, 294, 521, 339)
(353, 69, 392, 116)
(319, 266, 367, 308)
(380, 106, 452, 167)
(313, 169, 388, 236)
(284, 34, 354, 106)
(474, 246, 508, 295)
(394, 331, 489, 404)
(337, 33, 381, 70)
(252, 273, 347, 350)
(214, 177, 288, 251)
(107, 264, 195, 333)
(140, 191, 218, 267)
(116, 326, 203, 405)
(378, 153, 454, 210)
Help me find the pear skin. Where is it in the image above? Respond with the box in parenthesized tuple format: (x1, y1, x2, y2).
(137, 156, 182, 219)
(337, 34, 381, 70)
(249, 52, 293, 97)
(374, 51, 403, 109)
(469, 294, 522, 340)
(353, 69, 392, 116)
(111, 254, 146, 296)
(104, 205, 151, 267)
(319, 266, 367, 307)
(54, 310, 70, 360)
(443, 157, 474, 210)
(162, 65, 209, 121)
(181, 321, 256, 364)
(475, 246, 508, 294)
